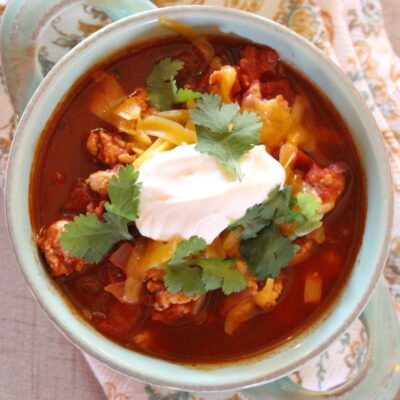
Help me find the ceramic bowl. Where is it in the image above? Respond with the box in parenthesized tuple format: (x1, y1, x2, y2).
(4, 4, 394, 393)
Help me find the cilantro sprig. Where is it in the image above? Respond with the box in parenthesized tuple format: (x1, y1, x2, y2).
(146, 58, 201, 111)
(190, 94, 262, 179)
(59, 165, 141, 263)
(105, 165, 141, 221)
(230, 186, 323, 280)
(169, 235, 207, 265)
(59, 213, 132, 264)
(164, 236, 246, 296)
(294, 193, 323, 237)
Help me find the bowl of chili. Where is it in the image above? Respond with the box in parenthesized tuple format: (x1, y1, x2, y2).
(2, 0, 398, 396)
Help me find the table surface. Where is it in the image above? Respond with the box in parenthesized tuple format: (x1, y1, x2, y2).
(1, 2, 399, 399)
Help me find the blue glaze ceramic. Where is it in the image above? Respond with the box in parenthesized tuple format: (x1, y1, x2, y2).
(2, 1, 400, 397)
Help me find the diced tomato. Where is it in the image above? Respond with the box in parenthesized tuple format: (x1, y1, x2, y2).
(293, 150, 314, 172)
(63, 181, 100, 214)
(239, 46, 279, 88)
(94, 301, 144, 338)
(260, 79, 296, 105)
(304, 163, 346, 205)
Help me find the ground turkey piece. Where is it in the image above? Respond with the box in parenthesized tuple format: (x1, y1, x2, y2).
(85, 167, 119, 197)
(144, 268, 201, 322)
(304, 163, 346, 213)
(38, 219, 84, 277)
(86, 129, 136, 166)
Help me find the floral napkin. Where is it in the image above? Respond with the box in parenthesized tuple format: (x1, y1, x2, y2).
(0, 0, 399, 398)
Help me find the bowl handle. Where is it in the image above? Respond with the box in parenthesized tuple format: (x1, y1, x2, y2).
(0, 0, 156, 116)
(242, 277, 400, 399)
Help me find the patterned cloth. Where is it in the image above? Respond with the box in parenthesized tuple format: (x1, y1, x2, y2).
(0, 0, 399, 398)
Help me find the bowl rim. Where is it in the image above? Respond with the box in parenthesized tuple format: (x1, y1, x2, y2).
(5, 5, 393, 392)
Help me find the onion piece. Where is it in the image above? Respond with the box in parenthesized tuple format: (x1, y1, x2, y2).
(89, 72, 126, 125)
(104, 282, 125, 301)
(304, 271, 322, 304)
(109, 242, 133, 271)
(224, 299, 257, 335)
(113, 97, 141, 121)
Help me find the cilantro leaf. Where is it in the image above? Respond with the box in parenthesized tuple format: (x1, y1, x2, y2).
(296, 192, 321, 219)
(59, 165, 141, 264)
(175, 87, 202, 103)
(294, 193, 323, 237)
(169, 236, 207, 266)
(190, 94, 237, 133)
(105, 164, 141, 221)
(146, 58, 202, 111)
(164, 235, 245, 296)
(59, 213, 132, 263)
(146, 58, 184, 111)
(230, 186, 292, 239)
(196, 258, 246, 294)
(164, 264, 205, 296)
(164, 258, 246, 296)
(240, 225, 298, 280)
(190, 94, 261, 178)
(233, 187, 324, 279)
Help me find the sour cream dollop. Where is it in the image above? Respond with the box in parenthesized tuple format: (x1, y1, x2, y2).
(136, 145, 285, 244)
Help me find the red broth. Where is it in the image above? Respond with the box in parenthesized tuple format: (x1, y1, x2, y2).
(30, 36, 365, 363)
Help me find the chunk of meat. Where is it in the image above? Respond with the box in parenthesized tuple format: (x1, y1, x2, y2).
(37, 219, 84, 277)
(239, 46, 279, 89)
(86, 129, 136, 166)
(304, 163, 346, 213)
(143, 268, 202, 322)
(85, 168, 119, 197)
(144, 268, 199, 311)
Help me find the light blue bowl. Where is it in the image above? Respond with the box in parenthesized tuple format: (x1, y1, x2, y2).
(3, 2, 399, 397)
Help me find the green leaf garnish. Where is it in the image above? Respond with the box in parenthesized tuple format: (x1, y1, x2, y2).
(169, 235, 207, 266)
(240, 225, 298, 280)
(59, 213, 132, 263)
(197, 258, 246, 294)
(175, 87, 202, 103)
(293, 193, 323, 237)
(164, 236, 246, 296)
(105, 164, 141, 221)
(146, 58, 202, 111)
(230, 186, 292, 239)
(190, 94, 261, 178)
(164, 264, 204, 297)
(60, 165, 142, 263)
(231, 186, 324, 279)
